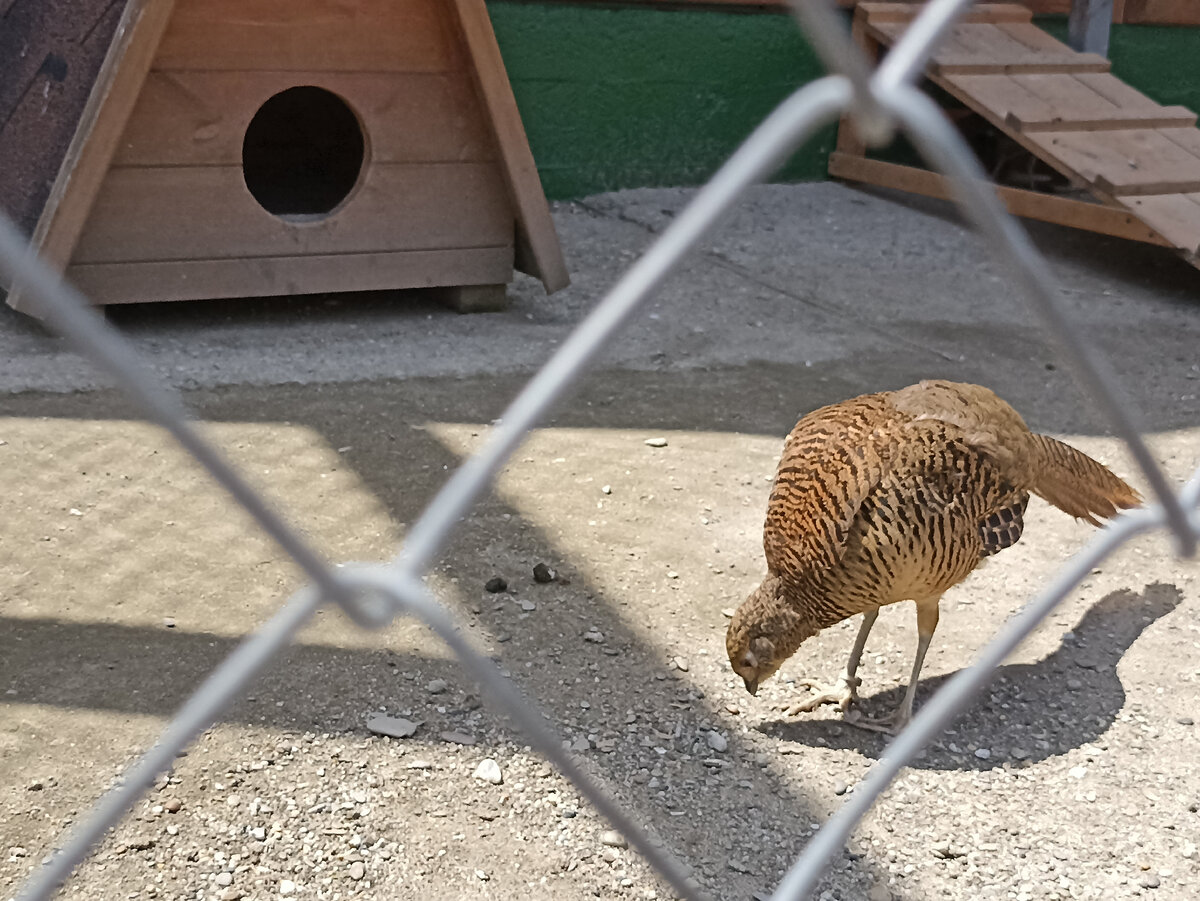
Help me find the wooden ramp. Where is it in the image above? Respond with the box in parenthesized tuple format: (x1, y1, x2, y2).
(830, 2, 1200, 267)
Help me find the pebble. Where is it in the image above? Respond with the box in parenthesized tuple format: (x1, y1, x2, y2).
(1066, 678, 1084, 691)
(476, 869, 490, 881)
(601, 485, 612, 494)
(974, 748, 992, 760)
(1139, 874, 1161, 889)
(1011, 747, 1030, 760)
(250, 827, 266, 841)
(706, 731, 728, 753)
(218, 890, 243, 901)
(584, 630, 604, 643)
(163, 798, 182, 813)
(349, 861, 365, 881)
(601, 848, 620, 863)
(163, 618, 176, 628)
(600, 830, 628, 848)
(26, 780, 44, 791)
(279, 880, 297, 896)
(519, 599, 537, 611)
(833, 781, 848, 796)
(868, 884, 892, 901)
(673, 656, 689, 672)
(533, 563, 556, 583)
(1069, 765, 1088, 779)
(1181, 843, 1197, 860)
(644, 437, 668, 447)
(441, 731, 476, 746)
(366, 715, 420, 739)
(484, 576, 507, 593)
(721, 608, 736, 618)
(473, 758, 503, 785)
(215, 873, 233, 887)
(1177, 717, 1194, 726)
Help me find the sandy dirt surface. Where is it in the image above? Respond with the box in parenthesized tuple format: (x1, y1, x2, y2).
(2, 183, 1198, 901)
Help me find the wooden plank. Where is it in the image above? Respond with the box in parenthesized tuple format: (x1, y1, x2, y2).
(827, 151, 1172, 246)
(1008, 106, 1196, 132)
(451, 0, 569, 293)
(933, 55, 1111, 76)
(154, 0, 459, 73)
(72, 162, 513, 264)
(867, 21, 1110, 73)
(1115, 193, 1200, 256)
(1027, 129, 1200, 195)
(8, 0, 176, 313)
(66, 246, 514, 305)
(114, 71, 496, 167)
(995, 22, 1076, 55)
(858, 3, 1033, 24)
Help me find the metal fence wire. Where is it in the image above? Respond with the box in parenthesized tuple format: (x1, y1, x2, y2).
(4, 0, 1199, 898)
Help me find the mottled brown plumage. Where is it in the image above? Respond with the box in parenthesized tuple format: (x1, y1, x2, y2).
(727, 379, 1141, 733)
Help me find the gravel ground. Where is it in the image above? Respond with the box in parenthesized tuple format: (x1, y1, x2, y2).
(1, 182, 1198, 901)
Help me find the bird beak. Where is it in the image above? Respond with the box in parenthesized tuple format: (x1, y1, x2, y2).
(743, 678, 758, 697)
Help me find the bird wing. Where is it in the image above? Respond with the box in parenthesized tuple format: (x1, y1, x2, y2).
(763, 394, 903, 580)
(764, 393, 1024, 582)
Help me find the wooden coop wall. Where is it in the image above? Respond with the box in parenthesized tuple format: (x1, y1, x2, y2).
(68, 0, 517, 304)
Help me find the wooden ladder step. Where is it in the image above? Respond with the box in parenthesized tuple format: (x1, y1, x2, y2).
(1006, 106, 1198, 132)
(856, 2, 1033, 24)
(1027, 128, 1200, 196)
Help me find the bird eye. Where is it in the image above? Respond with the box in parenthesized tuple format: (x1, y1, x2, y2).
(741, 654, 755, 669)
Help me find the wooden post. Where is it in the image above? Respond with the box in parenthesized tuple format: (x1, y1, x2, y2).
(1068, 0, 1114, 57)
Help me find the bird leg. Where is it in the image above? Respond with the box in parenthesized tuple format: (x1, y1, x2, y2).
(780, 609, 878, 717)
(846, 599, 939, 735)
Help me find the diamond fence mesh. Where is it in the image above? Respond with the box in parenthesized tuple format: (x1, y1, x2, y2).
(3, 2, 1198, 899)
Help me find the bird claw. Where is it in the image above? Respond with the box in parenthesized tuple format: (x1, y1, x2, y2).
(843, 706, 910, 736)
(779, 676, 861, 717)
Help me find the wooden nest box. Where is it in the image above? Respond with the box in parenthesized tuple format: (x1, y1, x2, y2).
(2, 0, 568, 315)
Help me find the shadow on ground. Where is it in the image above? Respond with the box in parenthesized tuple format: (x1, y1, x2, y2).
(759, 581, 1183, 770)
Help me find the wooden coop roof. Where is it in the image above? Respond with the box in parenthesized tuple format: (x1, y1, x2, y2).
(831, 2, 1200, 270)
(2, 0, 568, 313)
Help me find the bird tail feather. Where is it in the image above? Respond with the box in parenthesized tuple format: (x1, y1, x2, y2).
(1028, 434, 1142, 526)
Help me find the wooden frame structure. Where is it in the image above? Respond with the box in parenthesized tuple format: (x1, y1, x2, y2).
(4, 0, 569, 315)
(830, 3, 1200, 266)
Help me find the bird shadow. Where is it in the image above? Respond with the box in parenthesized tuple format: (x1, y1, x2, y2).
(757, 581, 1182, 771)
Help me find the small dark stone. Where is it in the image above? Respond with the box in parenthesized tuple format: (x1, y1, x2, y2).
(484, 577, 507, 593)
(532, 563, 556, 584)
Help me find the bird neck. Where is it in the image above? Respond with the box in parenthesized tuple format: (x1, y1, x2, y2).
(752, 574, 822, 658)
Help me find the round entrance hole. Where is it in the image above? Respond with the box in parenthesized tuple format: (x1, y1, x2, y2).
(242, 86, 365, 219)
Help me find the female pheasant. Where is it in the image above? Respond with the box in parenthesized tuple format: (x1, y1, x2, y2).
(726, 379, 1141, 734)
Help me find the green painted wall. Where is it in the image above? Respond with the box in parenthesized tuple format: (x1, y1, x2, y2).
(488, 3, 834, 199)
(488, 2, 1200, 200)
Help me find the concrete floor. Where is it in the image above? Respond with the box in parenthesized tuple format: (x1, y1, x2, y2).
(2, 182, 1198, 901)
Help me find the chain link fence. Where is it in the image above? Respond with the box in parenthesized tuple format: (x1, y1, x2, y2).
(3, 1, 1198, 899)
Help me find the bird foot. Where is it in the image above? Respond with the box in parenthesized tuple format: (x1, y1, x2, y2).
(843, 706, 911, 736)
(778, 676, 861, 717)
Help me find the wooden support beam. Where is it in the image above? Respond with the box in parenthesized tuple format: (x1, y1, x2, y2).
(827, 151, 1172, 247)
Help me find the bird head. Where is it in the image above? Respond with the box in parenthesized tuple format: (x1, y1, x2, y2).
(726, 575, 813, 697)
(726, 631, 778, 697)
(726, 577, 790, 696)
